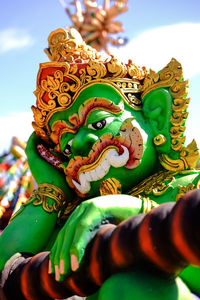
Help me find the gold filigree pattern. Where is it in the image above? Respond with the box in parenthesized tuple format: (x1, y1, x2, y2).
(142, 58, 199, 170)
(153, 134, 166, 146)
(140, 196, 159, 213)
(59, 197, 81, 221)
(99, 178, 121, 195)
(128, 171, 176, 197)
(32, 60, 145, 144)
(159, 140, 199, 171)
(32, 28, 147, 144)
(10, 183, 68, 221)
(28, 183, 67, 215)
(175, 183, 196, 201)
(142, 58, 189, 151)
(142, 58, 190, 151)
(44, 28, 102, 63)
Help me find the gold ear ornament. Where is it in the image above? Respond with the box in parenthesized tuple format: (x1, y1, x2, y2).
(153, 134, 166, 146)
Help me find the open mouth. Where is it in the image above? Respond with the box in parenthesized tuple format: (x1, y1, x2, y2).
(72, 146, 129, 194)
(64, 118, 143, 196)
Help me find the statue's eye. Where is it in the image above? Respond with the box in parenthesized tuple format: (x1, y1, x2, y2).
(63, 140, 72, 157)
(90, 119, 106, 130)
(88, 117, 115, 130)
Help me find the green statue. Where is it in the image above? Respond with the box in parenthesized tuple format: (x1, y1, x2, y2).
(0, 28, 200, 300)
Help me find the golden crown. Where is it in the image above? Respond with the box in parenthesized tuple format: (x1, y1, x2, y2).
(32, 28, 146, 144)
(32, 28, 199, 172)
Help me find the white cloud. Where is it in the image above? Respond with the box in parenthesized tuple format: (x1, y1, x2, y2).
(110, 23, 200, 78)
(0, 28, 34, 53)
(0, 112, 33, 152)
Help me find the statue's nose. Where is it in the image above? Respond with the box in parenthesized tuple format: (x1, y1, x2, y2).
(71, 128, 99, 157)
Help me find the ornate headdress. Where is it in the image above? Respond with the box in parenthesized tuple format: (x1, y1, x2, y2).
(32, 28, 199, 171)
(32, 28, 146, 144)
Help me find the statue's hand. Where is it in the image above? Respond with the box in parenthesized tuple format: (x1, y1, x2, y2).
(49, 194, 142, 281)
(25, 132, 68, 193)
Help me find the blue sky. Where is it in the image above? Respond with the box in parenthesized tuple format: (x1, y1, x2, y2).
(0, 0, 200, 151)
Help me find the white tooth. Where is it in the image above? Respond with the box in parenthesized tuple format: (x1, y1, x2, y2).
(95, 164, 107, 179)
(72, 179, 82, 193)
(72, 146, 129, 195)
(85, 169, 97, 181)
(100, 158, 110, 173)
(106, 146, 129, 168)
(85, 172, 94, 181)
(72, 174, 91, 194)
(88, 169, 99, 181)
(79, 173, 91, 190)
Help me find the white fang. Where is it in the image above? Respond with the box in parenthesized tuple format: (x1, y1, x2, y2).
(72, 146, 129, 194)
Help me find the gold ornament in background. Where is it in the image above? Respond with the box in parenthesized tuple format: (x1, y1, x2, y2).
(58, 0, 128, 54)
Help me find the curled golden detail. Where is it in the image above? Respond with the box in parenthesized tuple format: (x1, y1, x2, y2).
(107, 57, 127, 78)
(175, 183, 196, 201)
(33, 28, 147, 143)
(33, 60, 144, 143)
(170, 80, 188, 98)
(29, 183, 67, 214)
(99, 178, 121, 195)
(60, 197, 81, 220)
(170, 126, 185, 138)
(32, 107, 46, 128)
(44, 28, 102, 63)
(142, 58, 185, 98)
(129, 171, 176, 197)
(141, 196, 159, 213)
(170, 112, 188, 126)
(159, 140, 199, 171)
(172, 98, 190, 112)
(171, 137, 186, 151)
(127, 62, 146, 80)
(159, 154, 186, 171)
(142, 69, 159, 93)
(32, 122, 49, 143)
(110, 78, 142, 110)
(86, 60, 107, 78)
(70, 64, 78, 75)
(57, 93, 71, 107)
(141, 58, 198, 165)
(180, 140, 199, 168)
(10, 183, 68, 221)
(153, 134, 166, 146)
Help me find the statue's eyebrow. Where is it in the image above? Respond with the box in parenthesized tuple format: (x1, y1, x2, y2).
(52, 98, 124, 150)
(78, 97, 124, 125)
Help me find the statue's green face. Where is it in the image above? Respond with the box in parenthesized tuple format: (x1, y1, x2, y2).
(49, 83, 158, 198)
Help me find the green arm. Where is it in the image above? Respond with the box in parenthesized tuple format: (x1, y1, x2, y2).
(49, 194, 143, 281)
(0, 132, 74, 271)
(0, 199, 57, 271)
